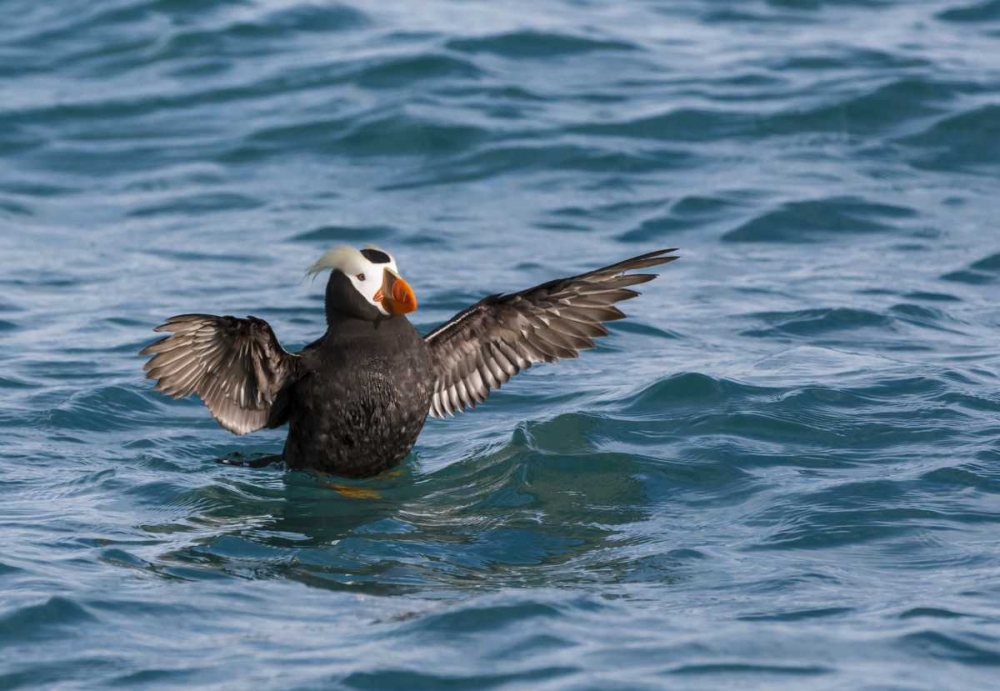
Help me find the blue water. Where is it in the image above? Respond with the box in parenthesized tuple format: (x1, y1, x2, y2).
(3, 0, 1000, 688)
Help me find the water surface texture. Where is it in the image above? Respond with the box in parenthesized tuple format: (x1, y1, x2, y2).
(3, 0, 1000, 689)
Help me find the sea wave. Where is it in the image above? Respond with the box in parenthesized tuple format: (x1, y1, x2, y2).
(3, 0, 1000, 688)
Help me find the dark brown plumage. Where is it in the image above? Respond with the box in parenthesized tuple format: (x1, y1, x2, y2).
(424, 248, 678, 417)
(140, 315, 297, 435)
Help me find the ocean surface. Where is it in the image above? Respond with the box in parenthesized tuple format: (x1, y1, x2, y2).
(2, 0, 1000, 688)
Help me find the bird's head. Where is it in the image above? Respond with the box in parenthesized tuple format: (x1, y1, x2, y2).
(306, 245, 417, 322)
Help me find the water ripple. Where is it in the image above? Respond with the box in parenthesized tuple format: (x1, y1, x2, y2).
(446, 30, 640, 58)
(724, 197, 917, 243)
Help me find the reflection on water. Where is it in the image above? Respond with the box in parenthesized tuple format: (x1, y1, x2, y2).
(147, 427, 651, 595)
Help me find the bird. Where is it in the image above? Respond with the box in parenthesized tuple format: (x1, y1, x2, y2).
(140, 246, 678, 478)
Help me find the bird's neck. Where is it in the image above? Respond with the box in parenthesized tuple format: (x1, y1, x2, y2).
(325, 310, 404, 338)
(324, 272, 383, 324)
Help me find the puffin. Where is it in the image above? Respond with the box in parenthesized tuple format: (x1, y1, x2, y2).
(141, 246, 678, 477)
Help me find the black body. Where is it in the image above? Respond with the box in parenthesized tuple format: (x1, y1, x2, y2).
(285, 314, 431, 476)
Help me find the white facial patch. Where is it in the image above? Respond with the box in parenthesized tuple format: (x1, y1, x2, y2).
(306, 245, 399, 315)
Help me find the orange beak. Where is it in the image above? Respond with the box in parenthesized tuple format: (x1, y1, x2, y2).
(374, 270, 417, 315)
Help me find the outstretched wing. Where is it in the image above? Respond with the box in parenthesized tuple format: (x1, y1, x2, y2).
(140, 314, 298, 435)
(424, 248, 678, 418)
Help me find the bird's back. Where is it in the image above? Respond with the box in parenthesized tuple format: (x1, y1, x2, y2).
(284, 316, 432, 476)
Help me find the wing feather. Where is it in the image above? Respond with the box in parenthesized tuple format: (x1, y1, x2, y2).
(140, 314, 298, 435)
(424, 248, 678, 417)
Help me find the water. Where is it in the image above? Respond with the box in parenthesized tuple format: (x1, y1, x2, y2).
(2, 0, 1000, 688)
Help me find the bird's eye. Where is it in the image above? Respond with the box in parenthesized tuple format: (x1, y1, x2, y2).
(356, 273, 366, 281)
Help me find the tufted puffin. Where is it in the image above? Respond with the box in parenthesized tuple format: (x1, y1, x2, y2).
(141, 246, 678, 477)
